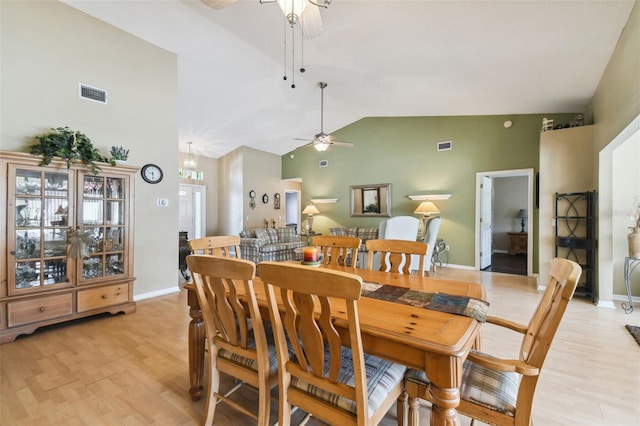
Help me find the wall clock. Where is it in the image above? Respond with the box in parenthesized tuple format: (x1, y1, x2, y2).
(141, 164, 163, 184)
(274, 193, 281, 209)
(262, 193, 269, 204)
(249, 190, 256, 209)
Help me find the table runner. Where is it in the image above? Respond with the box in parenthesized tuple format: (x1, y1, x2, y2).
(361, 282, 489, 322)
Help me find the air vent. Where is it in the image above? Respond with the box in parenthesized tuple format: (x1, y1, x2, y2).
(319, 160, 328, 168)
(437, 140, 452, 151)
(79, 84, 107, 104)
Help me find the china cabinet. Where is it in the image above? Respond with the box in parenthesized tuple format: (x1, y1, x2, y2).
(0, 151, 137, 343)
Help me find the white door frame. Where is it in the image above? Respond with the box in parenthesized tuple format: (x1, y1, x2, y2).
(475, 168, 534, 275)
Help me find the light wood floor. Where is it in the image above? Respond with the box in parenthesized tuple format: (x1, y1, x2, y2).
(2, 268, 639, 425)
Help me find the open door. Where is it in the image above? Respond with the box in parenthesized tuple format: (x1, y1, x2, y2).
(479, 176, 493, 270)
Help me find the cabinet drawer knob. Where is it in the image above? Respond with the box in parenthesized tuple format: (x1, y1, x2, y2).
(101, 295, 108, 299)
(39, 307, 46, 312)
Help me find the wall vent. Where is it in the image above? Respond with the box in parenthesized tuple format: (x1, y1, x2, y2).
(437, 140, 452, 151)
(319, 160, 328, 168)
(79, 83, 107, 104)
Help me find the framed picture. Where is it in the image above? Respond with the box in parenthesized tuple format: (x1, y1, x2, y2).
(274, 193, 281, 209)
(350, 183, 391, 217)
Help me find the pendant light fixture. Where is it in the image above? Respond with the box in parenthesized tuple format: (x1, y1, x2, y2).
(183, 141, 196, 170)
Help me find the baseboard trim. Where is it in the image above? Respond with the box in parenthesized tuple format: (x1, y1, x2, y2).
(135, 286, 181, 301)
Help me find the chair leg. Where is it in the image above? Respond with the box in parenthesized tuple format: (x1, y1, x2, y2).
(407, 395, 420, 426)
(204, 365, 221, 425)
(397, 390, 408, 425)
(257, 378, 271, 426)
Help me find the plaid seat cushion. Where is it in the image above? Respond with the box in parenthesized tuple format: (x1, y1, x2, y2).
(217, 325, 279, 373)
(329, 228, 347, 236)
(404, 352, 520, 416)
(290, 346, 407, 418)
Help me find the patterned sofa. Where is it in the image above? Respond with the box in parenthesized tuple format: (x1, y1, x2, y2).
(239, 227, 305, 264)
(329, 227, 379, 267)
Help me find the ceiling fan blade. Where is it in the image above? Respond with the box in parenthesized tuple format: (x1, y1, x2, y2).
(331, 141, 354, 147)
(201, 0, 237, 10)
(301, 5, 324, 39)
(294, 138, 313, 142)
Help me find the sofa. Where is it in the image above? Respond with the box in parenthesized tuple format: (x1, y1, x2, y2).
(329, 227, 379, 268)
(239, 227, 305, 264)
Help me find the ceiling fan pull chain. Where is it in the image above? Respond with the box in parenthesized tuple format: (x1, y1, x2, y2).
(300, 13, 306, 73)
(291, 22, 296, 88)
(282, 19, 288, 82)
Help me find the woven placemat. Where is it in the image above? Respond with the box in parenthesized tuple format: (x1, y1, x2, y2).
(625, 325, 640, 346)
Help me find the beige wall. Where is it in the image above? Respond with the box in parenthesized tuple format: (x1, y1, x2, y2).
(538, 126, 594, 290)
(1, 1, 180, 297)
(587, 1, 640, 305)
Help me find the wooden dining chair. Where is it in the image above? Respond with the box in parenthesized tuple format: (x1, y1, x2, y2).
(311, 235, 362, 268)
(186, 254, 277, 426)
(403, 257, 582, 426)
(365, 239, 428, 275)
(257, 261, 407, 426)
(188, 235, 241, 258)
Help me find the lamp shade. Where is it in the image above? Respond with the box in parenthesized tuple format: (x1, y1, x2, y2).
(516, 209, 528, 218)
(414, 201, 440, 217)
(302, 205, 320, 216)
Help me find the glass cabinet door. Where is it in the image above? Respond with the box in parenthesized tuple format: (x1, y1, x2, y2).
(78, 173, 128, 282)
(9, 166, 73, 293)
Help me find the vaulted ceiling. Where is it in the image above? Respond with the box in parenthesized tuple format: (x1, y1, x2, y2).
(63, 0, 635, 158)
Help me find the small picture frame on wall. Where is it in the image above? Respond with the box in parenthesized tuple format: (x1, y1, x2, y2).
(274, 193, 281, 209)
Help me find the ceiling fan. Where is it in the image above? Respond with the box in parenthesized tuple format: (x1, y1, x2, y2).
(295, 82, 354, 152)
(201, 0, 329, 39)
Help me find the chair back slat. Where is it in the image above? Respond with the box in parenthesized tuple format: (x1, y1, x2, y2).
(365, 239, 428, 275)
(189, 235, 241, 258)
(311, 235, 361, 268)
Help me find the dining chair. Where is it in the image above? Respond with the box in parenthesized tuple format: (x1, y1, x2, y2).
(365, 239, 428, 275)
(257, 261, 407, 426)
(188, 235, 241, 258)
(311, 235, 362, 268)
(186, 254, 277, 426)
(403, 257, 582, 426)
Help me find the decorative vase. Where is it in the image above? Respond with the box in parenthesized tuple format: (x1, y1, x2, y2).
(628, 227, 640, 259)
(114, 159, 127, 165)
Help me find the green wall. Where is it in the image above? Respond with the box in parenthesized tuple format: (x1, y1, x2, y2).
(282, 113, 578, 268)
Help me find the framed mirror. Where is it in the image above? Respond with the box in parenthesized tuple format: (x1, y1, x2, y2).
(350, 183, 391, 217)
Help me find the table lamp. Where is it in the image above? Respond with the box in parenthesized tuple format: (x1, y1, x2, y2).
(414, 201, 440, 234)
(302, 204, 320, 233)
(516, 209, 527, 233)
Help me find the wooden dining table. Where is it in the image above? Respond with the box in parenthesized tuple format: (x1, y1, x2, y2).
(184, 265, 487, 426)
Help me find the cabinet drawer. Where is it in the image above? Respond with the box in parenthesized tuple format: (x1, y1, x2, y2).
(7, 294, 73, 327)
(77, 284, 129, 312)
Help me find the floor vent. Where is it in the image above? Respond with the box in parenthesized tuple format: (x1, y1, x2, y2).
(79, 84, 107, 104)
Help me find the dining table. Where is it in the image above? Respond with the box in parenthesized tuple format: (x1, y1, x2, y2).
(184, 265, 487, 426)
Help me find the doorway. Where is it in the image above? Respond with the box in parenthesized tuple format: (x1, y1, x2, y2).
(475, 169, 534, 276)
(284, 189, 301, 233)
(179, 184, 206, 241)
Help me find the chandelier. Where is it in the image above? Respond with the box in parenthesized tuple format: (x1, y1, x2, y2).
(260, 0, 332, 88)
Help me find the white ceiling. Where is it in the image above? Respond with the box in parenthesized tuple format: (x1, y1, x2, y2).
(62, 0, 635, 159)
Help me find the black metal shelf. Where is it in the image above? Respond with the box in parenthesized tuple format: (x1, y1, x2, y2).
(555, 191, 597, 300)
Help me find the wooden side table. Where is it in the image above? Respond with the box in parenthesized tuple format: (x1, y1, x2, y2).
(508, 232, 528, 255)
